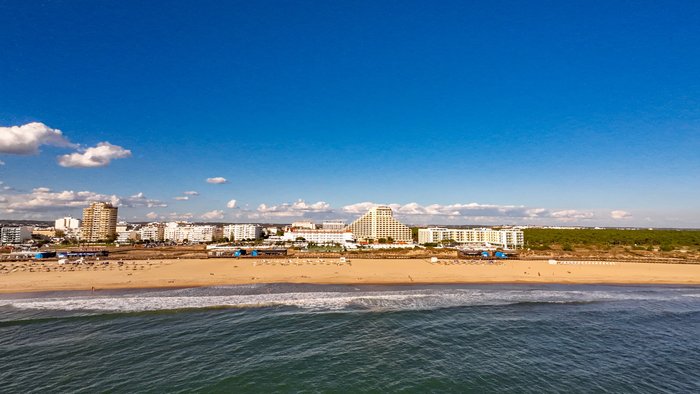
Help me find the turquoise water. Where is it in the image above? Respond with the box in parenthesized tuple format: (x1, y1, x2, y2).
(1, 284, 699, 392)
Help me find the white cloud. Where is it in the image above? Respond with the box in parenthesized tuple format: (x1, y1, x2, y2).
(122, 192, 167, 208)
(550, 210, 595, 222)
(201, 209, 224, 220)
(338, 201, 599, 225)
(0, 160, 4, 165)
(206, 177, 227, 184)
(342, 201, 549, 219)
(342, 202, 381, 214)
(174, 191, 198, 200)
(57, 142, 131, 168)
(0, 122, 76, 155)
(0, 122, 131, 169)
(145, 212, 159, 220)
(245, 200, 601, 224)
(167, 212, 194, 220)
(226, 199, 237, 209)
(611, 210, 632, 219)
(0, 188, 165, 215)
(257, 199, 332, 217)
(0, 188, 120, 212)
(525, 208, 548, 217)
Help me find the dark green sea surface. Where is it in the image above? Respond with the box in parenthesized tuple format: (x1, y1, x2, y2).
(1, 284, 699, 393)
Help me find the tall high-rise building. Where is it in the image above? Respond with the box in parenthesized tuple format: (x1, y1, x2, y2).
(81, 202, 118, 242)
(345, 205, 411, 242)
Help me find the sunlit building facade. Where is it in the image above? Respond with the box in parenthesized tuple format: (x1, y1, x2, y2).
(346, 206, 411, 242)
(417, 227, 524, 249)
(81, 202, 118, 242)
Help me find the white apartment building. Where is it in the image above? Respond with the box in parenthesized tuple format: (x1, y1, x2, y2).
(0, 226, 33, 244)
(139, 224, 164, 242)
(164, 222, 192, 243)
(322, 220, 346, 230)
(291, 221, 316, 230)
(164, 223, 221, 243)
(223, 224, 262, 241)
(346, 205, 412, 242)
(282, 229, 355, 245)
(264, 226, 280, 236)
(55, 217, 81, 232)
(116, 231, 140, 244)
(116, 222, 129, 233)
(417, 227, 524, 249)
(190, 225, 220, 243)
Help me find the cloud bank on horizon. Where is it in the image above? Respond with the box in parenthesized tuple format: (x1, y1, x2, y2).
(245, 200, 607, 224)
(0, 187, 165, 219)
(0, 184, 640, 226)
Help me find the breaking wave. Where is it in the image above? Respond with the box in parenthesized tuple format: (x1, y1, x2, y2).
(2, 284, 697, 314)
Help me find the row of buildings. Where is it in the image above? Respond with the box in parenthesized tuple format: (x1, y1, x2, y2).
(270, 206, 523, 249)
(2, 203, 524, 249)
(119, 223, 264, 244)
(417, 227, 524, 249)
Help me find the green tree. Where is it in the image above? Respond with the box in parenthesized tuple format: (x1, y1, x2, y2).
(411, 227, 419, 242)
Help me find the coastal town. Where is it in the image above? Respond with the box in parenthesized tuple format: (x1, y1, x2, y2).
(1, 201, 699, 295)
(1, 201, 525, 258)
(3, 1, 700, 392)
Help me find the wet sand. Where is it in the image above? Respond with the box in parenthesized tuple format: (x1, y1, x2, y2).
(1, 258, 699, 294)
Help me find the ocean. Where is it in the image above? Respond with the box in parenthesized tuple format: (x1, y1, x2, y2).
(1, 284, 699, 392)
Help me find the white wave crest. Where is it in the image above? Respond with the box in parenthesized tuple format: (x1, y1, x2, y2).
(2, 286, 696, 313)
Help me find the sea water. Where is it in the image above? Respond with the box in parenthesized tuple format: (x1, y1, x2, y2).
(1, 284, 698, 392)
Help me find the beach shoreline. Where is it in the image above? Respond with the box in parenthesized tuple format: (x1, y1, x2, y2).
(2, 257, 700, 294)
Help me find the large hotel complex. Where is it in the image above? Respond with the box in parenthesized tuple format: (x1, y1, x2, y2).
(418, 227, 524, 249)
(346, 206, 412, 242)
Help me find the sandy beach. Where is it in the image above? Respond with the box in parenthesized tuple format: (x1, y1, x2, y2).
(1, 257, 699, 294)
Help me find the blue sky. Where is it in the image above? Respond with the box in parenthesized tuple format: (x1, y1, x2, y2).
(1, 0, 699, 227)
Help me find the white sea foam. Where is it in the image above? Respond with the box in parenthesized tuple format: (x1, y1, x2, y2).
(1, 286, 695, 313)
